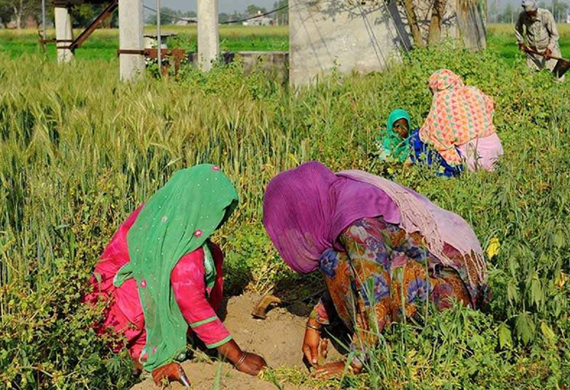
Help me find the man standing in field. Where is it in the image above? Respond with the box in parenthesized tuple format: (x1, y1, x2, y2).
(515, 0, 562, 74)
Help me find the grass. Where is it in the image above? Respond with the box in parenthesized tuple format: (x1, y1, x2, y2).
(488, 23, 570, 63)
(3, 23, 570, 64)
(0, 28, 119, 60)
(0, 25, 289, 61)
(1, 25, 570, 389)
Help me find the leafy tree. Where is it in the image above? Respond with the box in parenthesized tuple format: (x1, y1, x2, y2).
(502, 3, 516, 23)
(225, 11, 244, 24)
(0, 2, 12, 27)
(272, 0, 288, 24)
(427, 0, 448, 45)
(145, 6, 177, 25)
(219, 12, 229, 23)
(0, 0, 41, 29)
(66, 4, 118, 28)
(71, 4, 96, 27)
(488, 0, 499, 23)
(401, 0, 423, 47)
(552, 0, 569, 22)
(246, 4, 267, 16)
(180, 10, 196, 18)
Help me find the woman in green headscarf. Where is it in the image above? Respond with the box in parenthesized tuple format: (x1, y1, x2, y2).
(377, 109, 412, 163)
(377, 109, 463, 177)
(85, 164, 266, 387)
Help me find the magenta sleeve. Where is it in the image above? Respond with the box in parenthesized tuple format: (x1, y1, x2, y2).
(171, 249, 232, 348)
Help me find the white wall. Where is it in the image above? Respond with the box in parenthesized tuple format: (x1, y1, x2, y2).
(289, 0, 410, 87)
(289, 0, 486, 87)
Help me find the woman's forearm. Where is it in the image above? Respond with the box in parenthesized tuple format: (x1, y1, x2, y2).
(216, 339, 243, 364)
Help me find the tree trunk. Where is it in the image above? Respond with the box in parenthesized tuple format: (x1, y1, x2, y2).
(428, 0, 447, 45)
(402, 0, 424, 47)
(15, 13, 22, 29)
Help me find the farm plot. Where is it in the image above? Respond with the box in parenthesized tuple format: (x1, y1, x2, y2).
(0, 25, 289, 60)
(0, 29, 570, 389)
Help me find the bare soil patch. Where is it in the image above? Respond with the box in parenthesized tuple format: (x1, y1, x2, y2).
(130, 292, 343, 390)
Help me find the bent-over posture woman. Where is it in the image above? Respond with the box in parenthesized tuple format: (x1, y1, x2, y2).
(420, 69, 503, 172)
(263, 162, 489, 377)
(86, 164, 266, 387)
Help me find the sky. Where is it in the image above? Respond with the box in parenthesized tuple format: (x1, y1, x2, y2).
(145, 0, 278, 14)
(490, 0, 565, 12)
(142, 0, 563, 15)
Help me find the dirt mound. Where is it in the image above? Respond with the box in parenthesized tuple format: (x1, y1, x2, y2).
(130, 292, 343, 390)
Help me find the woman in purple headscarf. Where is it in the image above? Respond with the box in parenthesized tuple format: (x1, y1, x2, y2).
(263, 162, 489, 378)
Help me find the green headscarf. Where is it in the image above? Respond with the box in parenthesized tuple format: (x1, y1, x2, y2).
(380, 109, 412, 163)
(114, 164, 238, 371)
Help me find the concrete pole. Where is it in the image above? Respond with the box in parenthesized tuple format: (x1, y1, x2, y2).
(197, 0, 220, 71)
(55, 7, 73, 63)
(157, 0, 162, 70)
(119, 0, 145, 81)
(41, 0, 46, 40)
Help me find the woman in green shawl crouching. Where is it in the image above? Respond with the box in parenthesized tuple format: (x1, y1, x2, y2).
(377, 109, 413, 163)
(85, 164, 266, 387)
(376, 109, 463, 177)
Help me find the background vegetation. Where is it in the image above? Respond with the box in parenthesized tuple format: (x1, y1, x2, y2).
(2, 23, 570, 62)
(488, 23, 570, 64)
(0, 25, 289, 60)
(1, 25, 570, 389)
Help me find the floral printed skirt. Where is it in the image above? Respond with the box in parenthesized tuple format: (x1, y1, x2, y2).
(316, 216, 479, 335)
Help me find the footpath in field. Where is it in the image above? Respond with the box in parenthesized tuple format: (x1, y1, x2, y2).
(131, 292, 343, 390)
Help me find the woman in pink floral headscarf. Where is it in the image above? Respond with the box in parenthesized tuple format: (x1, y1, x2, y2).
(420, 69, 503, 172)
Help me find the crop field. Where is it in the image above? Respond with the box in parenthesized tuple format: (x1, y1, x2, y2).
(0, 25, 289, 60)
(488, 23, 570, 63)
(2, 23, 570, 62)
(1, 25, 570, 389)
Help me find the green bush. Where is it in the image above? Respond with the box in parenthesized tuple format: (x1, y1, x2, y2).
(367, 302, 570, 389)
(0, 256, 136, 389)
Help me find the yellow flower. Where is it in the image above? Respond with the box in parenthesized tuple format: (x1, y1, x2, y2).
(556, 272, 567, 289)
(486, 237, 500, 259)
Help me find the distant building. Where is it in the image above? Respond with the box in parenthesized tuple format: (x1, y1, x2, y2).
(175, 17, 197, 26)
(243, 11, 274, 26)
(143, 33, 178, 49)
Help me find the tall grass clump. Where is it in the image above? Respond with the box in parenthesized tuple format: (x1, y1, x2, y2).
(1, 43, 570, 389)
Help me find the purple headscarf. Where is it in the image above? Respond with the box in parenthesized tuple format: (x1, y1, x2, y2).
(263, 162, 487, 290)
(262, 162, 399, 274)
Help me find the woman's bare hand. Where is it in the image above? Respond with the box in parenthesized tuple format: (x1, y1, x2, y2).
(312, 358, 364, 380)
(312, 361, 346, 379)
(302, 319, 328, 367)
(235, 352, 267, 376)
(216, 339, 267, 376)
